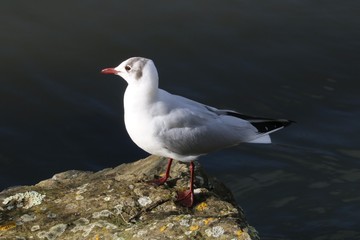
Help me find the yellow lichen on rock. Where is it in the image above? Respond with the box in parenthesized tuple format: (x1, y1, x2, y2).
(203, 217, 215, 225)
(236, 229, 244, 236)
(0, 222, 16, 231)
(189, 225, 199, 231)
(195, 202, 208, 211)
(159, 225, 167, 232)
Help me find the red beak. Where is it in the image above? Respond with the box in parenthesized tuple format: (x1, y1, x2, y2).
(101, 68, 120, 75)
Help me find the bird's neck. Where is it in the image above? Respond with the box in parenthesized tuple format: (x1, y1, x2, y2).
(124, 83, 158, 110)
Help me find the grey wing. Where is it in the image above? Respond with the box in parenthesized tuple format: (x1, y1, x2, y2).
(155, 99, 257, 156)
(155, 90, 293, 155)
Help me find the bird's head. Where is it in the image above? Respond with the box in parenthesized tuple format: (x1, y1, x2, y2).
(101, 57, 159, 87)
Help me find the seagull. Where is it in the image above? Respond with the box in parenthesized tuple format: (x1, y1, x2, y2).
(101, 57, 293, 207)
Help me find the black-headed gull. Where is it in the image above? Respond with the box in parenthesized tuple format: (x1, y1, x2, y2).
(101, 57, 293, 207)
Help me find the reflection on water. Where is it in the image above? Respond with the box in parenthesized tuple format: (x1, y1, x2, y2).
(1, 1, 359, 239)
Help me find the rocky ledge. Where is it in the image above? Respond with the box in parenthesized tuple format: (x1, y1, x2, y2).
(0, 155, 259, 240)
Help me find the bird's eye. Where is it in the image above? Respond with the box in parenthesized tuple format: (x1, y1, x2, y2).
(125, 65, 131, 71)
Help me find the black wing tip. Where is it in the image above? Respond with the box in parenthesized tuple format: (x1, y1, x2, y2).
(251, 119, 293, 133)
(224, 110, 295, 132)
(279, 119, 296, 128)
(267, 119, 295, 131)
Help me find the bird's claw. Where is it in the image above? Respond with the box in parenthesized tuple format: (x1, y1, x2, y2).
(147, 175, 168, 186)
(176, 189, 194, 207)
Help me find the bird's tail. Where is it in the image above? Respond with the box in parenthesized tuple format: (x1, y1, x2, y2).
(225, 111, 294, 144)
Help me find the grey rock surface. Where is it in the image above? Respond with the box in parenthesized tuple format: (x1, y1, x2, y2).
(0, 155, 259, 239)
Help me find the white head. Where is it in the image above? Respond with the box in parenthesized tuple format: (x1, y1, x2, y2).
(101, 57, 159, 89)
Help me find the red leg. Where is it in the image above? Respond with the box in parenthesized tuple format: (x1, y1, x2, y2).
(177, 161, 194, 207)
(149, 158, 173, 185)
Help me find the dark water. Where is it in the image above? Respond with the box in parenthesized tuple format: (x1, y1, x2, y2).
(1, 1, 360, 239)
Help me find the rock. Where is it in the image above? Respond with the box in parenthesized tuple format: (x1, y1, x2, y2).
(0, 155, 259, 240)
